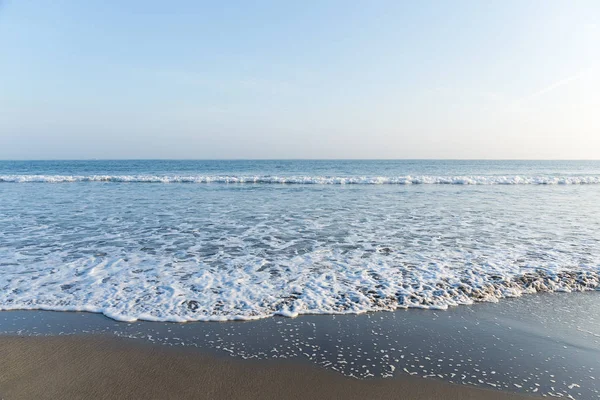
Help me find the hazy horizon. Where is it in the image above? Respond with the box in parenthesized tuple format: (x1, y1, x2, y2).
(2, 158, 600, 161)
(1, 1, 599, 160)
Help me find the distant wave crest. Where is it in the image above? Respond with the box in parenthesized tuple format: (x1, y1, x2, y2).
(2, 174, 600, 185)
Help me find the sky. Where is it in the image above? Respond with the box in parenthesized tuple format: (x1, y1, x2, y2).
(0, 0, 599, 159)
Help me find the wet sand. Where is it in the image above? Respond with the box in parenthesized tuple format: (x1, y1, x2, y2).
(1, 292, 599, 399)
(0, 335, 534, 400)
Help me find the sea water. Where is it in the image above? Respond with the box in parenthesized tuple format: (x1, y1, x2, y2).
(1, 160, 599, 322)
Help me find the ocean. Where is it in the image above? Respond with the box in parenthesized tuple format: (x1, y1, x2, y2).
(1, 160, 599, 322)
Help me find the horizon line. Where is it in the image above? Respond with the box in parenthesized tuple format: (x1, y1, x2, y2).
(1, 158, 600, 162)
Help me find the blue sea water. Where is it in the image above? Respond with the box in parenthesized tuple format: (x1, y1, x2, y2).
(1, 160, 599, 321)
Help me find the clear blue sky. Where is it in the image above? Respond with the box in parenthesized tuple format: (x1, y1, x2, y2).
(1, 0, 599, 159)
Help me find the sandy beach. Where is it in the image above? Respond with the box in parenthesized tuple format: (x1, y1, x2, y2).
(1, 291, 599, 399)
(0, 335, 537, 400)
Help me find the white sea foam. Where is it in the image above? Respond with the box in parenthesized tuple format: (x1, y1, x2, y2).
(2, 174, 600, 184)
(0, 250, 598, 322)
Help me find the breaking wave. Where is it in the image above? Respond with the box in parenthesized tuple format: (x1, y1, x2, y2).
(1, 257, 598, 322)
(2, 174, 600, 185)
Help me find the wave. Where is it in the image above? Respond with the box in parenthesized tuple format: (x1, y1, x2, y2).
(1, 262, 598, 322)
(2, 174, 600, 185)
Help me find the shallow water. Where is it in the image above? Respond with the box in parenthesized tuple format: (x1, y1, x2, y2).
(1, 160, 599, 321)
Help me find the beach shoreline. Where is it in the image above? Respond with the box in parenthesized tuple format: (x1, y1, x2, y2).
(1, 292, 599, 399)
(0, 334, 536, 400)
